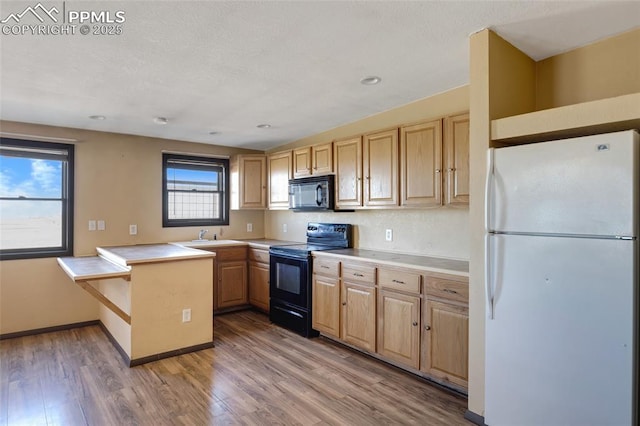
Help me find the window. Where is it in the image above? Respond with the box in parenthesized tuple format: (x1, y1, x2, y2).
(0, 138, 74, 260)
(162, 153, 229, 227)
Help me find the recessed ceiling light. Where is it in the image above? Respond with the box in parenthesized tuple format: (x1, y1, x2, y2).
(208, 131, 218, 135)
(360, 76, 382, 85)
(89, 115, 106, 120)
(154, 117, 168, 125)
(256, 124, 271, 129)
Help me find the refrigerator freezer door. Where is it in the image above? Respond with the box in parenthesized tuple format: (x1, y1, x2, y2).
(485, 234, 635, 426)
(490, 130, 638, 237)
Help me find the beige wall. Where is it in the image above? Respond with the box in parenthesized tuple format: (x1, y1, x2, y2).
(536, 28, 640, 110)
(266, 207, 469, 260)
(0, 121, 264, 335)
(467, 28, 639, 418)
(266, 85, 471, 260)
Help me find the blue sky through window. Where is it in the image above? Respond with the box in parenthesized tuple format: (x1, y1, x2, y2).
(0, 156, 63, 221)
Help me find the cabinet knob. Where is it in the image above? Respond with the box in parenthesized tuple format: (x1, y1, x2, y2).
(447, 168, 455, 172)
(424, 325, 431, 331)
(435, 169, 441, 174)
(412, 321, 418, 327)
(342, 302, 347, 306)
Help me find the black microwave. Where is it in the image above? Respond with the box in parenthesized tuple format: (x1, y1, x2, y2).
(289, 175, 335, 211)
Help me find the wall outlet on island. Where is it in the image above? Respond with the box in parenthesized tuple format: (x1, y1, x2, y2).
(385, 229, 393, 242)
(247, 223, 253, 232)
(182, 308, 191, 323)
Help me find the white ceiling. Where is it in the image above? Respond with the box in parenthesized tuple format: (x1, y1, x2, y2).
(0, 1, 638, 150)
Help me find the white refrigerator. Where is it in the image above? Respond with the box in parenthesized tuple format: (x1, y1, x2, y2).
(484, 130, 638, 426)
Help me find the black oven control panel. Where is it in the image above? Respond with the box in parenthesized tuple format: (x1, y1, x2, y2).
(306, 223, 352, 248)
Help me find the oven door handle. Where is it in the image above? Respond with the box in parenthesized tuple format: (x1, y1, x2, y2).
(272, 304, 303, 319)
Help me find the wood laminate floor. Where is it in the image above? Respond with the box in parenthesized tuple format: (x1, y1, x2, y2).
(0, 310, 469, 425)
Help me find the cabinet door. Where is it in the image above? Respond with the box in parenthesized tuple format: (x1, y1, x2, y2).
(217, 261, 248, 308)
(377, 289, 420, 369)
(444, 113, 469, 206)
(363, 129, 399, 207)
(248, 261, 269, 312)
(400, 120, 442, 207)
(334, 137, 362, 208)
(421, 299, 469, 388)
(239, 155, 266, 209)
(293, 147, 312, 178)
(341, 281, 376, 352)
(267, 151, 292, 209)
(312, 275, 340, 338)
(312, 142, 333, 175)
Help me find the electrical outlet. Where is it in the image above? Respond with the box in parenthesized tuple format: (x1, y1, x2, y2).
(129, 224, 137, 235)
(182, 308, 191, 323)
(88, 220, 96, 231)
(247, 223, 253, 232)
(97, 220, 105, 231)
(385, 229, 393, 242)
(283, 223, 288, 233)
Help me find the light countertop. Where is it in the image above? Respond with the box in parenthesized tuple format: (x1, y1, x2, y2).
(313, 248, 469, 277)
(57, 256, 131, 282)
(97, 244, 215, 266)
(171, 239, 300, 250)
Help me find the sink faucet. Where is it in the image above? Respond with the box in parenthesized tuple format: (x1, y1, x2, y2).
(198, 229, 208, 240)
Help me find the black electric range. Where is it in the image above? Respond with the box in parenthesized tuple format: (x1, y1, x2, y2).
(269, 223, 352, 337)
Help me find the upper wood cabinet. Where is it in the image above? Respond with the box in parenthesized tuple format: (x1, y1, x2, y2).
(363, 129, 399, 207)
(231, 155, 266, 210)
(334, 136, 363, 208)
(267, 151, 292, 209)
(334, 130, 399, 209)
(399, 113, 469, 209)
(293, 142, 334, 178)
(293, 147, 312, 178)
(444, 113, 470, 206)
(312, 142, 333, 175)
(400, 119, 443, 207)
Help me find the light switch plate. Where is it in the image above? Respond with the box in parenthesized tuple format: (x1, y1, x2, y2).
(88, 220, 96, 231)
(385, 229, 393, 242)
(129, 224, 137, 235)
(247, 223, 253, 232)
(97, 220, 105, 231)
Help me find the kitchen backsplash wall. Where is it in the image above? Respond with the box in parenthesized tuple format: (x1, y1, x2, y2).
(265, 208, 469, 260)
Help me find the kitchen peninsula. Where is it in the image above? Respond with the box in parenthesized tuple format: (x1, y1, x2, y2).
(57, 244, 215, 366)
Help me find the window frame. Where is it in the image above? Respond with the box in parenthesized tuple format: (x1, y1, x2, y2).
(0, 138, 74, 260)
(162, 153, 230, 228)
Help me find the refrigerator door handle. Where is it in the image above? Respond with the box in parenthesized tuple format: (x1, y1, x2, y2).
(485, 233, 495, 320)
(484, 148, 495, 232)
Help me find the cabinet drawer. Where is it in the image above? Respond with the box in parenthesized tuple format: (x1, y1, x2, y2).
(215, 246, 248, 262)
(249, 248, 269, 264)
(313, 257, 340, 277)
(342, 263, 376, 285)
(425, 277, 468, 304)
(378, 268, 421, 294)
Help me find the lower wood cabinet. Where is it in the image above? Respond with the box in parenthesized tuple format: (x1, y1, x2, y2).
(341, 281, 376, 352)
(248, 261, 269, 312)
(420, 279, 469, 388)
(207, 246, 248, 312)
(377, 289, 420, 370)
(248, 248, 270, 312)
(311, 253, 468, 392)
(312, 274, 340, 338)
(217, 261, 248, 309)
